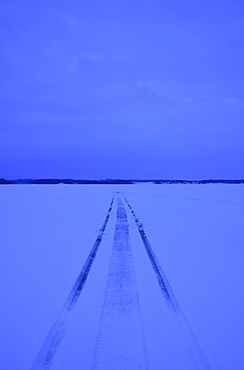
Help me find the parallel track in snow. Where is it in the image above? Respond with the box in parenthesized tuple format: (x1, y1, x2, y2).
(122, 193, 211, 370)
(31, 197, 114, 370)
(32, 192, 211, 369)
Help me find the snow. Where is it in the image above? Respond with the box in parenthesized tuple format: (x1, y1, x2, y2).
(0, 184, 243, 369)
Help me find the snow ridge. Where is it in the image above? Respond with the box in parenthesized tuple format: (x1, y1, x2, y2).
(122, 193, 211, 370)
(93, 196, 148, 370)
(31, 197, 114, 370)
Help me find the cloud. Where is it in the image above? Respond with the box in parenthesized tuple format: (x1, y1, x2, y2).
(223, 98, 244, 104)
(136, 80, 154, 88)
(60, 13, 77, 27)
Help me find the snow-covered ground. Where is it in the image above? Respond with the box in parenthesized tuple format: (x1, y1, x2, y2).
(0, 184, 243, 369)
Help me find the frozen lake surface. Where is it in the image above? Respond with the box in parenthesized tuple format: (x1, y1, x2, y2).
(1, 184, 244, 369)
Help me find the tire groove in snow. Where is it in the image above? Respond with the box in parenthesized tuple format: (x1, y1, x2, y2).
(31, 197, 114, 370)
(122, 193, 211, 370)
(93, 196, 148, 370)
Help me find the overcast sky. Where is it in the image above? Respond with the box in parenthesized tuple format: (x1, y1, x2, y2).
(1, 0, 243, 179)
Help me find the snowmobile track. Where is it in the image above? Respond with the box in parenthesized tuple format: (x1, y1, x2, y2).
(31, 197, 114, 370)
(122, 193, 211, 370)
(92, 196, 148, 370)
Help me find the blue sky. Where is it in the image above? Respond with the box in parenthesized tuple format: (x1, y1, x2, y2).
(1, 0, 244, 179)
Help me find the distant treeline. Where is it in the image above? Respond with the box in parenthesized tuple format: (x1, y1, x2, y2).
(1, 178, 244, 185)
